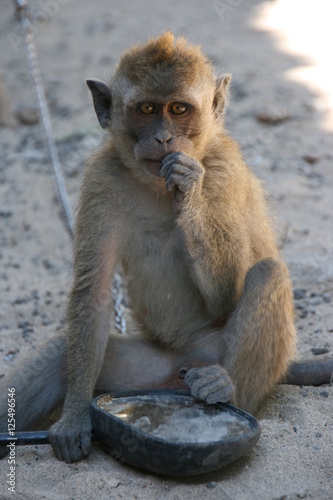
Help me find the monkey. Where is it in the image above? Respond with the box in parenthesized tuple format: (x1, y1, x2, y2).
(1, 32, 332, 464)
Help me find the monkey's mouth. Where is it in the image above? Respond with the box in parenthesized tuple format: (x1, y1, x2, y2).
(144, 158, 164, 177)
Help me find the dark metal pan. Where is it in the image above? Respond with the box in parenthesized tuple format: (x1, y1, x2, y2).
(0, 389, 261, 476)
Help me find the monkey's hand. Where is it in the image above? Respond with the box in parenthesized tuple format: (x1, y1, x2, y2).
(48, 409, 91, 463)
(184, 365, 235, 404)
(159, 152, 204, 214)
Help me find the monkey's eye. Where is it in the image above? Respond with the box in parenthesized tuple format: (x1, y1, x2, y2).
(138, 102, 156, 115)
(170, 102, 188, 115)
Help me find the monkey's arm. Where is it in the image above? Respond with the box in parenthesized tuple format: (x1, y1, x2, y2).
(160, 151, 252, 313)
(49, 161, 121, 463)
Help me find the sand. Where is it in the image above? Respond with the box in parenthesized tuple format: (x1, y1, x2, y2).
(0, 0, 332, 498)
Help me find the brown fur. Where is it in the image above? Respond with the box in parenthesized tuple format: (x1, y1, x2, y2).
(117, 32, 214, 89)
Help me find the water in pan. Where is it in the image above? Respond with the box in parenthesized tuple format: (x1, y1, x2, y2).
(98, 395, 252, 443)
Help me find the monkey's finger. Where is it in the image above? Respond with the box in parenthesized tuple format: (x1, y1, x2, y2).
(190, 376, 221, 396)
(159, 158, 175, 178)
(206, 385, 234, 404)
(165, 173, 179, 191)
(66, 435, 85, 463)
(165, 173, 197, 193)
(49, 434, 66, 462)
(61, 438, 74, 464)
(160, 152, 190, 177)
(80, 430, 91, 457)
(176, 154, 203, 173)
(165, 165, 188, 188)
(185, 365, 221, 385)
(190, 377, 234, 403)
(175, 188, 185, 202)
(184, 367, 202, 384)
(162, 151, 192, 166)
(164, 164, 200, 187)
(161, 153, 202, 177)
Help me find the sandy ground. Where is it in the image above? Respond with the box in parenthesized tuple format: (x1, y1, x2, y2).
(0, 0, 332, 498)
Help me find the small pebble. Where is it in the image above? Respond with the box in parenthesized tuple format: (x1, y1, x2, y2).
(320, 391, 329, 398)
(23, 327, 34, 335)
(309, 297, 322, 306)
(32, 290, 40, 301)
(300, 388, 308, 397)
(43, 259, 57, 272)
(206, 482, 217, 489)
(303, 154, 320, 164)
(4, 354, 15, 362)
(13, 296, 30, 305)
(42, 316, 52, 326)
(15, 107, 39, 125)
(0, 209, 13, 218)
(322, 292, 331, 303)
(4, 349, 18, 361)
(298, 309, 308, 319)
(18, 321, 31, 329)
(311, 347, 329, 355)
(22, 329, 32, 340)
(293, 288, 306, 300)
(256, 112, 291, 125)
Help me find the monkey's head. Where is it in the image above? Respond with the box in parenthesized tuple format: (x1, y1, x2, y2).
(87, 32, 230, 182)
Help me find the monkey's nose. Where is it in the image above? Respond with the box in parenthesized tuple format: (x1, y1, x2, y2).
(154, 131, 173, 144)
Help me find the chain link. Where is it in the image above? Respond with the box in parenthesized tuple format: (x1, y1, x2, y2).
(112, 272, 127, 334)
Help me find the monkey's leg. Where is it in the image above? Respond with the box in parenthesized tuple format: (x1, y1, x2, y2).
(221, 258, 296, 413)
(185, 259, 296, 414)
(96, 334, 205, 393)
(0, 331, 216, 453)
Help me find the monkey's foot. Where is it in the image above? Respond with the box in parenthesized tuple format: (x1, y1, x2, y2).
(184, 365, 235, 404)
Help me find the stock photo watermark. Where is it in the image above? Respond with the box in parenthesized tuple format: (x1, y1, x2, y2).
(6, 388, 16, 494)
(8, 0, 71, 54)
(212, 0, 244, 22)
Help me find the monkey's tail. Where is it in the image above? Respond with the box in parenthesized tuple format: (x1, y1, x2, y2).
(281, 358, 333, 386)
(0, 335, 67, 433)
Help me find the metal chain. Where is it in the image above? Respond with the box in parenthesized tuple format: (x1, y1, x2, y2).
(15, 0, 126, 334)
(16, 0, 74, 238)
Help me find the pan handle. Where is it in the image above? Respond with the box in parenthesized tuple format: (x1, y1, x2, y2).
(0, 431, 49, 445)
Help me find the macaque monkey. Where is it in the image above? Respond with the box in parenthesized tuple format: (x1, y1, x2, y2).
(1, 33, 332, 464)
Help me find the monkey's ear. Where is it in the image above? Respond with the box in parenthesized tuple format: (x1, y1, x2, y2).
(86, 79, 112, 129)
(213, 74, 231, 117)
